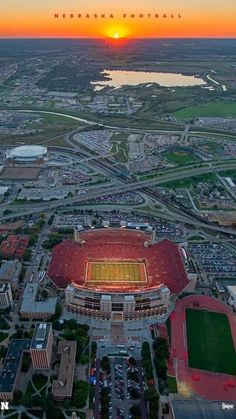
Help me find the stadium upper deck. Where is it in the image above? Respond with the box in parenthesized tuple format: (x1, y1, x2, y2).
(48, 229, 189, 294)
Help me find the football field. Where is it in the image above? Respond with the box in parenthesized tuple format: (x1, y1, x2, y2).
(86, 261, 147, 284)
(186, 309, 236, 375)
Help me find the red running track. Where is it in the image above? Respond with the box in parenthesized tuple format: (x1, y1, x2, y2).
(170, 295, 236, 400)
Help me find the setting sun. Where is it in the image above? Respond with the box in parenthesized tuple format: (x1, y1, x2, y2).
(104, 24, 129, 40)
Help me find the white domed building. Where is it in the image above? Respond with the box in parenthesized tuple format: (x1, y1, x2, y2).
(6, 145, 48, 165)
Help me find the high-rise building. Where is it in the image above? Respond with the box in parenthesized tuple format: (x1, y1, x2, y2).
(0, 283, 13, 309)
(30, 323, 53, 370)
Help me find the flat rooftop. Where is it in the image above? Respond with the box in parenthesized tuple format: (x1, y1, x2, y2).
(171, 400, 236, 419)
(0, 167, 41, 180)
(31, 323, 51, 350)
(20, 283, 57, 315)
(0, 339, 31, 394)
(52, 341, 77, 399)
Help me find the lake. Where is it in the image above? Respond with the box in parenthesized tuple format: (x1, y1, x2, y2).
(92, 69, 206, 90)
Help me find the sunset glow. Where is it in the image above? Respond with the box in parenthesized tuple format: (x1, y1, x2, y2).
(0, 1, 235, 38)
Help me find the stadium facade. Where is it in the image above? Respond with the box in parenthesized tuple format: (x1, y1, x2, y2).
(5, 145, 48, 165)
(48, 228, 196, 326)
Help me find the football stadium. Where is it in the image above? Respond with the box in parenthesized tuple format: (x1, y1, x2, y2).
(48, 228, 195, 326)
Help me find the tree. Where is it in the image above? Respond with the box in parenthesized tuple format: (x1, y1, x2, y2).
(129, 356, 137, 366)
(72, 380, 89, 408)
(3, 209, 12, 215)
(127, 370, 139, 382)
(21, 353, 31, 372)
(41, 289, 49, 299)
(101, 356, 110, 374)
(145, 387, 160, 416)
(130, 404, 141, 418)
(20, 393, 33, 408)
(48, 215, 54, 225)
(63, 399, 71, 409)
(130, 387, 140, 400)
(23, 248, 32, 261)
(51, 302, 62, 321)
(13, 390, 23, 405)
(29, 234, 38, 246)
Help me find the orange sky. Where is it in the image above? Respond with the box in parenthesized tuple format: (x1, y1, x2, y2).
(0, 1, 236, 38)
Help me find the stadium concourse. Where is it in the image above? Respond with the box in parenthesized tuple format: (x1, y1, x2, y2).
(168, 295, 236, 401)
(48, 228, 189, 292)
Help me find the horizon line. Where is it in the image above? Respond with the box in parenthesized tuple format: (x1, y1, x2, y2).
(0, 36, 236, 40)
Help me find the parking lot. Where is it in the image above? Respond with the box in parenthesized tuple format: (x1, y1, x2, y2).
(188, 244, 236, 278)
(95, 356, 147, 419)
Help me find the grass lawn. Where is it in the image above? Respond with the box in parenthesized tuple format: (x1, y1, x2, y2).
(219, 169, 236, 178)
(32, 374, 48, 391)
(162, 150, 199, 164)
(189, 235, 205, 241)
(161, 173, 218, 189)
(186, 309, 236, 375)
(111, 132, 129, 163)
(26, 380, 35, 396)
(202, 141, 223, 154)
(174, 101, 236, 118)
(0, 332, 8, 343)
(167, 376, 178, 393)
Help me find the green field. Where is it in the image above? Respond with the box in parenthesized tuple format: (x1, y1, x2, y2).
(162, 150, 199, 164)
(161, 173, 218, 189)
(86, 261, 147, 283)
(111, 133, 129, 163)
(186, 309, 236, 375)
(167, 376, 178, 393)
(174, 101, 236, 118)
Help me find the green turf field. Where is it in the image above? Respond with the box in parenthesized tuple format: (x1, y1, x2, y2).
(186, 309, 236, 375)
(86, 261, 147, 283)
(162, 150, 199, 164)
(174, 101, 236, 118)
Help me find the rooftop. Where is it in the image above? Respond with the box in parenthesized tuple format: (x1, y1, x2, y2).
(20, 283, 57, 316)
(227, 285, 236, 295)
(52, 341, 77, 399)
(0, 282, 11, 294)
(0, 235, 29, 259)
(0, 339, 31, 394)
(31, 323, 52, 350)
(6, 145, 47, 159)
(0, 259, 21, 281)
(171, 400, 236, 419)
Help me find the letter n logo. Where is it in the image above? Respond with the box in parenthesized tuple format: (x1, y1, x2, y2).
(1, 402, 9, 410)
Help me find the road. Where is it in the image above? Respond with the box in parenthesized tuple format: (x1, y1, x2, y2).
(94, 359, 101, 419)
(1, 161, 236, 235)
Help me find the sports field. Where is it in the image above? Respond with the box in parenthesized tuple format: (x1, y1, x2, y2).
(86, 261, 147, 283)
(162, 150, 199, 164)
(186, 309, 236, 375)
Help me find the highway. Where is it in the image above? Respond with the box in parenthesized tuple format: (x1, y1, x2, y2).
(1, 109, 236, 236)
(2, 160, 236, 211)
(6, 108, 236, 139)
(1, 166, 236, 235)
